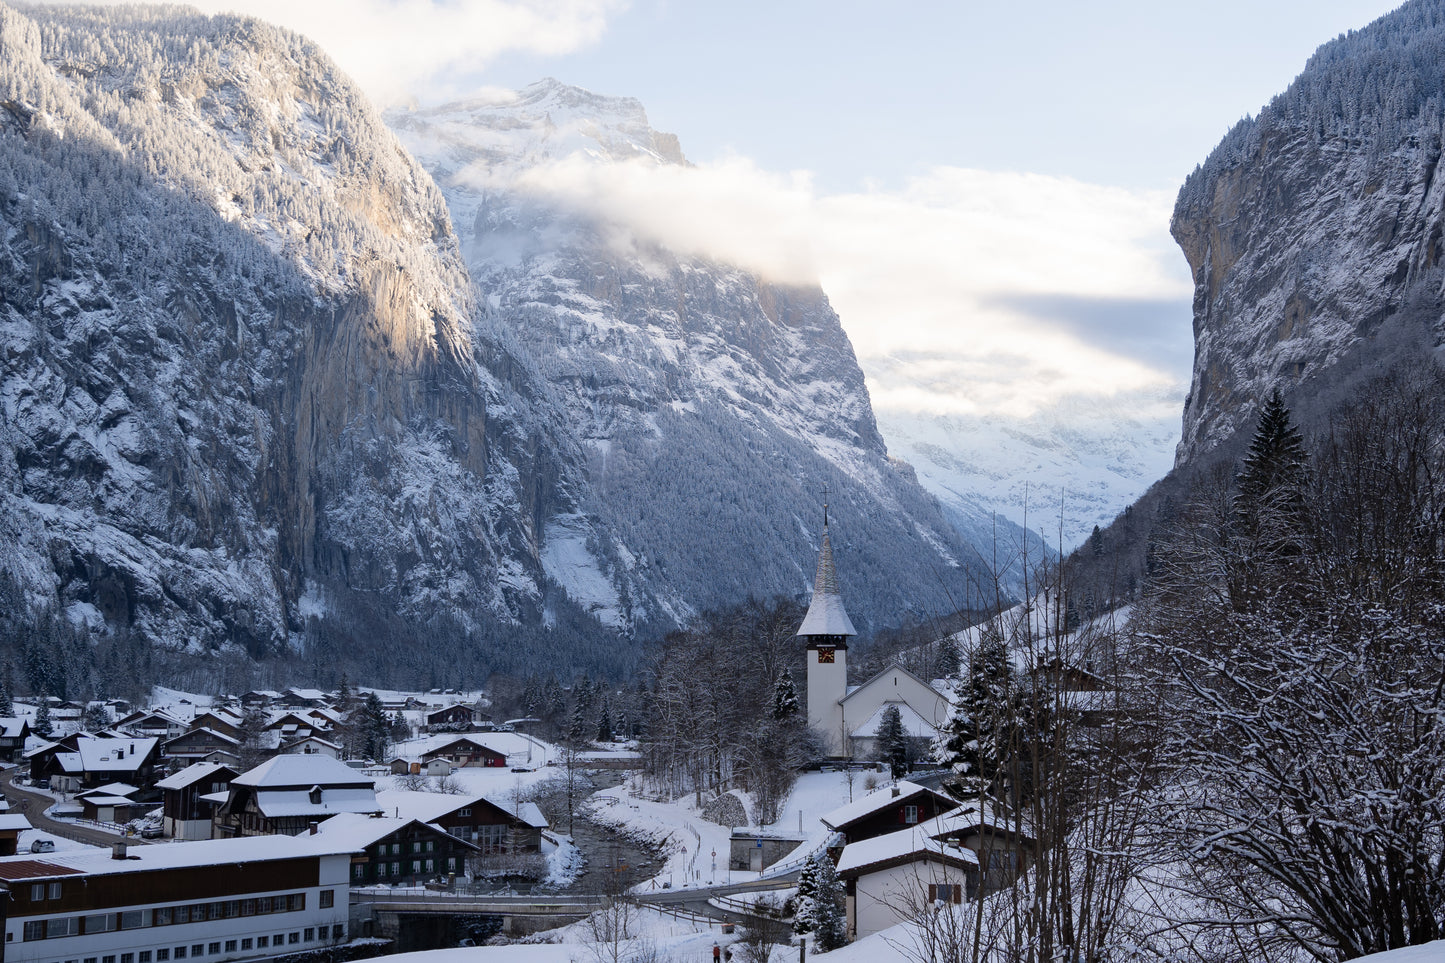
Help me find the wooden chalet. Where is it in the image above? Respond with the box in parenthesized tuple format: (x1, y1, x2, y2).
(213, 755, 377, 837)
(155, 762, 239, 840)
(424, 704, 475, 729)
(820, 780, 960, 846)
(420, 735, 507, 768)
(0, 814, 31, 856)
(311, 813, 479, 886)
(0, 717, 30, 763)
(374, 789, 547, 855)
(162, 727, 242, 767)
(26, 735, 161, 791)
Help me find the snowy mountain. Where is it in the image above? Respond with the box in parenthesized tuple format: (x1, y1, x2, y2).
(387, 81, 1010, 634)
(0, 4, 595, 685)
(1171, 0, 1445, 466)
(876, 389, 1181, 551)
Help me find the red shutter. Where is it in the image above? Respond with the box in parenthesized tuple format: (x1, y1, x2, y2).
(927, 884, 937, 901)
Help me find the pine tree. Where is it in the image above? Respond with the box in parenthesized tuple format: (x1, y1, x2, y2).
(0, 679, 14, 718)
(792, 854, 821, 935)
(811, 855, 848, 951)
(33, 701, 53, 739)
(875, 704, 908, 779)
(595, 700, 613, 743)
(360, 692, 390, 761)
(772, 669, 801, 721)
(1237, 389, 1308, 506)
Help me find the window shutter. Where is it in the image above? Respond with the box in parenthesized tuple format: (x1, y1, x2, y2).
(927, 884, 937, 901)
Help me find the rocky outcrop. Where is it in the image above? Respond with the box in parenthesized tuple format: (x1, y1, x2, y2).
(1171, 0, 1445, 465)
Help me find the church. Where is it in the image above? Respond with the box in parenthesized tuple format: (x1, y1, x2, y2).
(797, 508, 951, 759)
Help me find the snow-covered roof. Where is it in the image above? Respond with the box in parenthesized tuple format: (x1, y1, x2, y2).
(919, 803, 1034, 844)
(849, 702, 940, 740)
(253, 787, 378, 818)
(515, 802, 548, 829)
(0, 718, 26, 738)
(0, 815, 32, 832)
(80, 782, 141, 798)
(281, 735, 341, 751)
(374, 789, 488, 823)
(233, 753, 375, 789)
(835, 825, 978, 877)
(199, 790, 230, 806)
(51, 736, 158, 774)
(796, 528, 858, 638)
(165, 727, 240, 746)
(307, 812, 477, 852)
(284, 688, 328, 701)
(155, 761, 236, 791)
(79, 794, 136, 807)
(820, 781, 941, 831)
(0, 834, 354, 880)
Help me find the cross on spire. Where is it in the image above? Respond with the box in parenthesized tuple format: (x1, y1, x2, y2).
(821, 484, 830, 529)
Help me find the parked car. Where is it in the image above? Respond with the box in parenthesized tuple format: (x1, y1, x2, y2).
(29, 839, 54, 853)
(139, 825, 163, 839)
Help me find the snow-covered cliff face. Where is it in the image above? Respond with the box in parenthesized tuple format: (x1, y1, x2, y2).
(0, 4, 580, 677)
(389, 81, 1000, 632)
(1171, 0, 1445, 466)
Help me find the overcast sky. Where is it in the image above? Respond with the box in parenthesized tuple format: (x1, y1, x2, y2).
(43, 0, 1407, 421)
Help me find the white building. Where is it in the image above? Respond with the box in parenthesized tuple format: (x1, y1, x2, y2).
(0, 836, 352, 963)
(835, 826, 980, 941)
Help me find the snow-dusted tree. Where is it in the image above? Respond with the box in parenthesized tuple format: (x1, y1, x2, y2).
(0, 680, 13, 718)
(1140, 366, 1445, 960)
(875, 704, 908, 779)
(771, 669, 800, 720)
(32, 701, 52, 739)
(810, 855, 848, 951)
(791, 854, 821, 935)
(82, 703, 110, 732)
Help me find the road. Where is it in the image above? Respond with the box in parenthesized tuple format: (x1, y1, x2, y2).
(4, 770, 156, 849)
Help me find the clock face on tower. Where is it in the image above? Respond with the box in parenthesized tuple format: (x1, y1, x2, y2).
(816, 646, 835, 664)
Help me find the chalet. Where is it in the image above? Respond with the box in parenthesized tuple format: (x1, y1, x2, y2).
(241, 690, 281, 708)
(0, 835, 352, 963)
(162, 728, 242, 767)
(820, 781, 960, 845)
(0, 814, 31, 856)
(185, 710, 244, 740)
(278, 688, 329, 708)
(0, 717, 30, 762)
(27, 735, 161, 791)
(75, 783, 143, 824)
(280, 736, 341, 759)
(311, 813, 479, 886)
(156, 762, 239, 840)
(264, 712, 331, 744)
(420, 735, 507, 769)
(836, 826, 981, 941)
(424, 704, 475, 730)
(213, 755, 377, 837)
(114, 709, 188, 742)
(374, 789, 547, 855)
(917, 803, 1035, 890)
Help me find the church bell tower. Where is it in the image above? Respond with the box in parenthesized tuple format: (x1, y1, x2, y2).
(797, 498, 856, 757)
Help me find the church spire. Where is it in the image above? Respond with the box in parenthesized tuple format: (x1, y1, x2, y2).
(797, 500, 858, 640)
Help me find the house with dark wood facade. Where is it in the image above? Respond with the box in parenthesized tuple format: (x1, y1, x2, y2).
(374, 790, 547, 855)
(156, 762, 239, 840)
(213, 755, 377, 838)
(311, 813, 479, 886)
(0, 717, 30, 762)
(26, 735, 161, 791)
(820, 780, 960, 846)
(419, 735, 507, 768)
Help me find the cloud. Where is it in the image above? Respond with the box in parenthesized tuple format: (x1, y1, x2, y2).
(30, 0, 625, 104)
(506, 155, 1194, 418)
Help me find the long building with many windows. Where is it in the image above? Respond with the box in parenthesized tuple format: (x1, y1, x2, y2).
(0, 836, 352, 963)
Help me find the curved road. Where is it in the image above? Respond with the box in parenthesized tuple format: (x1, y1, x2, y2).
(4, 770, 156, 849)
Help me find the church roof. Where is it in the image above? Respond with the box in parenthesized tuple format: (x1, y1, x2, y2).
(797, 528, 857, 638)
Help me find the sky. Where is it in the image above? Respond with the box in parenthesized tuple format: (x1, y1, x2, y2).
(40, 0, 1408, 423)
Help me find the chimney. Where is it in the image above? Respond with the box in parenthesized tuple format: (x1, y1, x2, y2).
(112, 842, 127, 860)
(308, 821, 319, 835)
(892, 787, 901, 798)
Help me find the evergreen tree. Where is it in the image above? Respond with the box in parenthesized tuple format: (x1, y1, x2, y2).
(567, 696, 588, 747)
(792, 854, 821, 935)
(0, 678, 13, 718)
(811, 855, 848, 951)
(82, 702, 110, 732)
(934, 626, 1015, 798)
(875, 704, 908, 779)
(1237, 389, 1309, 506)
(33, 701, 53, 739)
(359, 692, 390, 761)
(595, 700, 613, 743)
(772, 669, 801, 721)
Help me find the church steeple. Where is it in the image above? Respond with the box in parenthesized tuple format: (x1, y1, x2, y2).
(796, 524, 858, 640)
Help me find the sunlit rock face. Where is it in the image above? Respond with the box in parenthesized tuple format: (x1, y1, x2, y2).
(1171, 2, 1445, 466)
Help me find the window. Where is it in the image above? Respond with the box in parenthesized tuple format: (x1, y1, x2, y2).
(103, 956, 115, 963)
(156, 950, 169, 961)
(241, 940, 252, 951)
(223, 942, 235, 953)
(209, 943, 221, 955)
(173, 946, 185, 959)
(85, 914, 116, 934)
(256, 938, 267, 949)
(411, 860, 420, 874)
(153, 909, 171, 927)
(23, 921, 44, 941)
(122, 953, 134, 963)
(928, 883, 962, 904)
(257, 898, 272, 914)
(477, 824, 507, 854)
(288, 894, 305, 911)
(332, 925, 344, 941)
(288, 933, 299, 945)
(457, 808, 470, 817)
(84, 956, 97, 963)
(30, 884, 43, 901)
(390, 862, 399, 877)
(240, 900, 254, 917)
(47, 918, 79, 939)
(139, 953, 151, 963)
(425, 840, 434, 852)
(424, 859, 433, 873)
(352, 864, 363, 880)
(319, 890, 334, 909)
(224, 902, 239, 919)
(411, 841, 421, 854)
(304, 929, 314, 942)
(904, 805, 919, 824)
(48, 883, 62, 900)
(273, 934, 284, 946)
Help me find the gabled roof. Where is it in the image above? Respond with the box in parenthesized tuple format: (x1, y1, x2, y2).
(253, 787, 377, 818)
(164, 727, 240, 747)
(849, 701, 941, 740)
(308, 812, 480, 853)
(920, 803, 1036, 847)
(45, 736, 158, 773)
(839, 663, 945, 704)
(797, 527, 857, 638)
(0, 718, 28, 738)
(820, 780, 956, 832)
(80, 782, 140, 798)
(233, 753, 375, 789)
(155, 761, 239, 791)
(835, 825, 979, 878)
